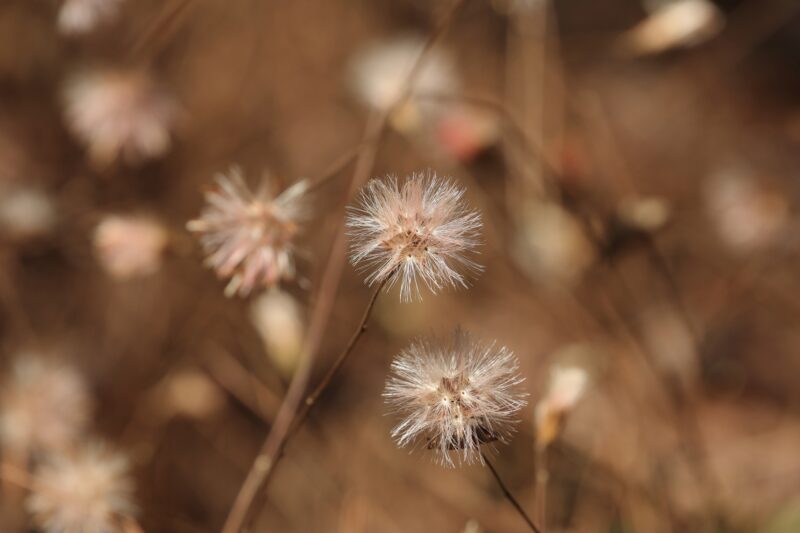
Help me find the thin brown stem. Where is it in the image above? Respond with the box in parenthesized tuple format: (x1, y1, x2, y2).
(534, 446, 548, 533)
(482, 451, 542, 533)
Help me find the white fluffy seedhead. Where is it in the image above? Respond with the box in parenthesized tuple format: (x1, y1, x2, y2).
(187, 168, 308, 297)
(27, 442, 137, 533)
(384, 330, 526, 466)
(347, 172, 482, 301)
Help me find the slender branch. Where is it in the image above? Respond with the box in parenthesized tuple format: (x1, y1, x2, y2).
(534, 446, 548, 533)
(481, 451, 542, 533)
(220, 111, 386, 533)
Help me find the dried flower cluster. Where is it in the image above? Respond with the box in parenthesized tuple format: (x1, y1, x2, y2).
(347, 173, 482, 301)
(188, 168, 308, 297)
(384, 330, 526, 466)
(27, 442, 137, 533)
(62, 68, 179, 167)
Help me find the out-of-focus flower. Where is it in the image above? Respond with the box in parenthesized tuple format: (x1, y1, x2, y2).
(187, 168, 307, 297)
(347, 173, 482, 301)
(435, 106, 501, 162)
(62, 69, 179, 167)
(616, 195, 671, 233)
(27, 442, 136, 533)
(57, 0, 123, 35)
(249, 289, 305, 378)
(0, 355, 91, 456)
(512, 200, 595, 285)
(164, 369, 224, 420)
(705, 169, 789, 253)
(534, 363, 589, 449)
(619, 0, 724, 56)
(349, 36, 459, 133)
(0, 186, 57, 241)
(384, 330, 526, 466)
(93, 215, 169, 280)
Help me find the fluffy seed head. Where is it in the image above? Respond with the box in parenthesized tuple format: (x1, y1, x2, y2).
(62, 68, 178, 167)
(384, 330, 526, 466)
(27, 442, 136, 533)
(93, 215, 169, 280)
(0, 355, 92, 456)
(347, 173, 482, 301)
(187, 168, 307, 297)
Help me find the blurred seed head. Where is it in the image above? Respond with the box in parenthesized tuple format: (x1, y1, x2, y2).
(619, 0, 724, 56)
(535, 363, 589, 449)
(93, 215, 169, 280)
(705, 169, 789, 253)
(0, 355, 92, 457)
(347, 173, 482, 301)
(349, 36, 459, 133)
(58, 0, 124, 36)
(62, 68, 179, 167)
(187, 168, 307, 297)
(384, 330, 526, 466)
(0, 186, 57, 242)
(512, 200, 595, 286)
(249, 289, 305, 378)
(27, 442, 136, 533)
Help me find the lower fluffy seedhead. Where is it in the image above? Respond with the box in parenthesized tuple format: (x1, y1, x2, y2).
(27, 442, 137, 533)
(384, 330, 526, 466)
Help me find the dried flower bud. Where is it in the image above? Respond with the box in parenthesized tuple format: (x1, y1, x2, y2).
(0, 355, 91, 456)
(188, 168, 307, 297)
(619, 0, 724, 56)
(62, 68, 179, 167)
(249, 289, 305, 378)
(349, 36, 459, 133)
(534, 364, 589, 449)
(27, 442, 137, 533)
(0, 186, 57, 241)
(513, 200, 595, 285)
(384, 330, 526, 466)
(58, 0, 123, 35)
(164, 369, 224, 420)
(93, 215, 169, 280)
(347, 173, 482, 301)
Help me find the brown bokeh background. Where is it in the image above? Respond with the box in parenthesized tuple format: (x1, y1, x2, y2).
(1, 0, 800, 531)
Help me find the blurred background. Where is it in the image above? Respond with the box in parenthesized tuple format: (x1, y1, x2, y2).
(1, 0, 800, 531)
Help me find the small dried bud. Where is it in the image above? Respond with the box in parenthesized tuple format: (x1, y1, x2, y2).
(0, 355, 91, 456)
(187, 168, 307, 297)
(384, 330, 526, 466)
(349, 36, 459, 133)
(619, 0, 724, 56)
(27, 442, 136, 533)
(93, 215, 169, 280)
(58, 0, 123, 35)
(249, 289, 305, 377)
(534, 365, 589, 449)
(62, 68, 179, 167)
(0, 186, 57, 241)
(347, 173, 482, 301)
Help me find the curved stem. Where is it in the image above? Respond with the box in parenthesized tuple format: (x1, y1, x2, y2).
(481, 451, 542, 533)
